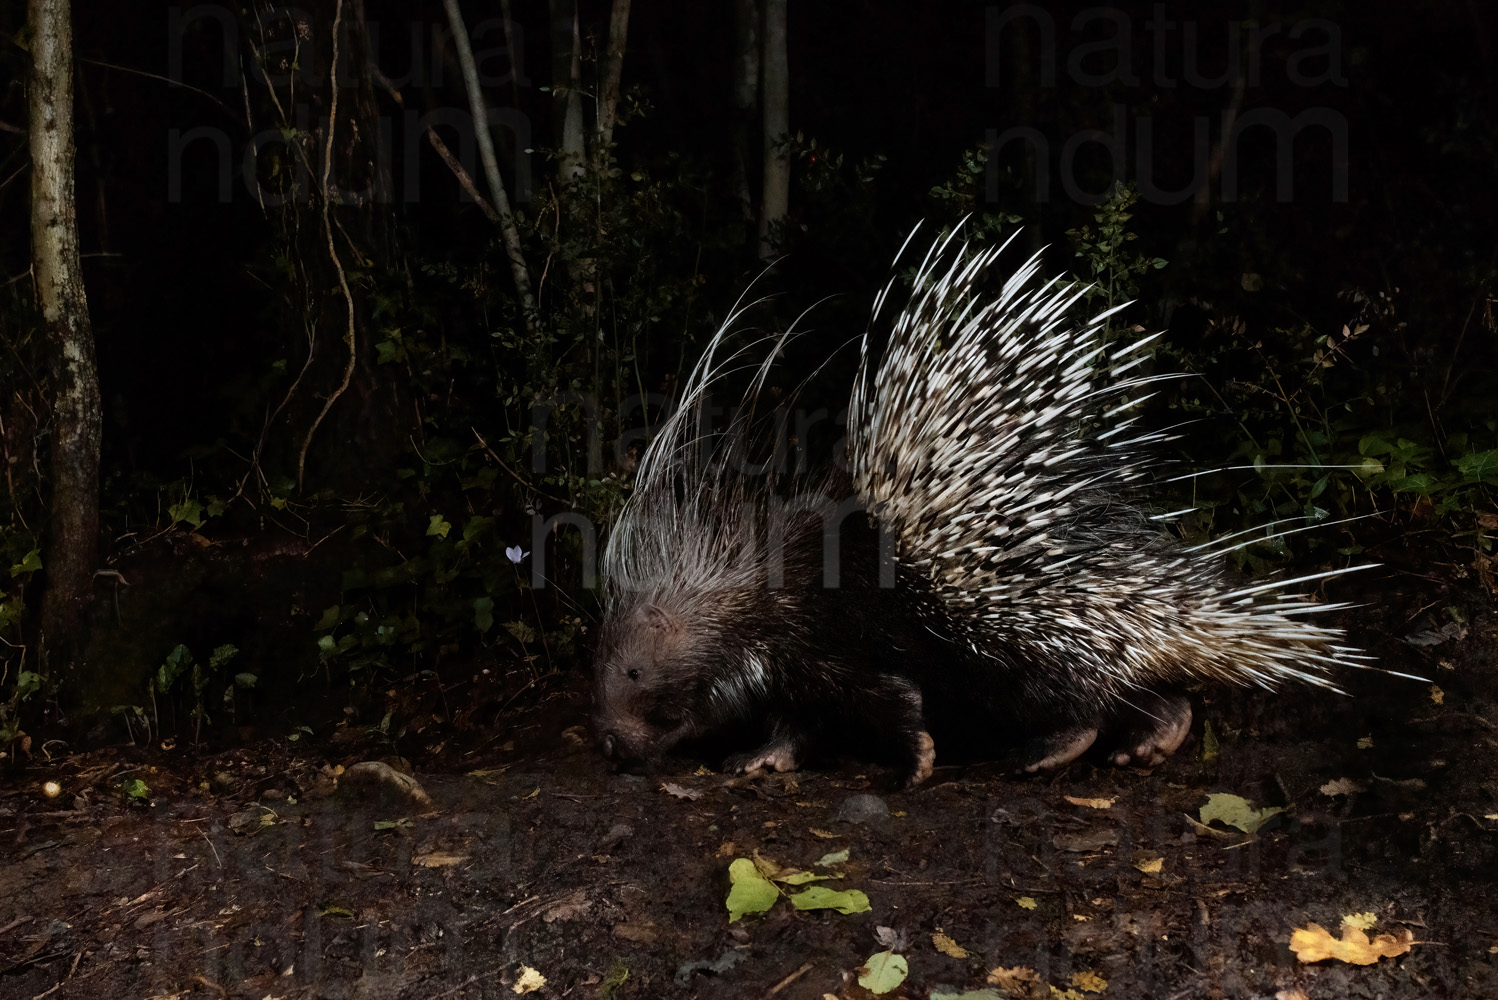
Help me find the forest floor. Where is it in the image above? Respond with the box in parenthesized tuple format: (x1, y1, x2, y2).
(2, 575, 1497, 1000)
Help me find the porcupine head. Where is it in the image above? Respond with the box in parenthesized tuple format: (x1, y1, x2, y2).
(592, 543, 793, 769)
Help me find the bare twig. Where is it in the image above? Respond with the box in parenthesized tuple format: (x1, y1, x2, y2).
(296, 0, 359, 491)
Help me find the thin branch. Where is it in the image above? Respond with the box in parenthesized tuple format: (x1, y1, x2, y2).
(442, 0, 538, 330)
(296, 0, 357, 491)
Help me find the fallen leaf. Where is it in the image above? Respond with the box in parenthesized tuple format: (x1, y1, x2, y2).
(1342, 912, 1378, 931)
(1016, 896, 1038, 910)
(1134, 857, 1164, 874)
(1289, 922, 1414, 965)
(987, 966, 1040, 992)
(660, 782, 701, 800)
(1064, 795, 1116, 810)
(1072, 969, 1108, 992)
(932, 932, 969, 958)
(815, 849, 850, 866)
(1319, 778, 1366, 797)
(1053, 827, 1119, 852)
(725, 858, 778, 923)
(787, 886, 870, 914)
(857, 950, 908, 995)
(809, 828, 838, 839)
(512, 965, 546, 993)
(1429, 685, 1444, 705)
(413, 852, 469, 868)
(1198, 793, 1283, 834)
(612, 922, 659, 944)
(1357, 735, 1374, 750)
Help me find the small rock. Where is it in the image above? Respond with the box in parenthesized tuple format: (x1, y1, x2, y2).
(835, 793, 890, 825)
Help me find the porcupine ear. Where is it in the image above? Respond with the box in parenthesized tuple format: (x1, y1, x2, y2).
(642, 604, 684, 634)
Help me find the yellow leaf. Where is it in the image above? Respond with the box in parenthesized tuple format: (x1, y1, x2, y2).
(512, 966, 546, 993)
(1072, 969, 1108, 992)
(1288, 923, 1414, 965)
(1342, 912, 1377, 931)
(1016, 896, 1038, 910)
(1064, 795, 1116, 810)
(1429, 685, 1444, 705)
(1134, 856, 1164, 874)
(932, 932, 969, 958)
(988, 966, 1040, 991)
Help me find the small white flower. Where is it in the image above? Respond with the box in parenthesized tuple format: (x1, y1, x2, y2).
(505, 545, 530, 564)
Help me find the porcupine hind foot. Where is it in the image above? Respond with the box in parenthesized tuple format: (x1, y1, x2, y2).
(1105, 691, 1192, 767)
(1023, 692, 1193, 772)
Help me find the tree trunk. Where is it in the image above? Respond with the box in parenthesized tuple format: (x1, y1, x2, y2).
(552, 0, 585, 181)
(30, 0, 102, 677)
(596, 0, 631, 148)
(731, 0, 760, 228)
(758, 0, 789, 260)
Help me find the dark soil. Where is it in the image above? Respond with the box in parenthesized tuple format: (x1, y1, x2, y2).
(3, 578, 1497, 1000)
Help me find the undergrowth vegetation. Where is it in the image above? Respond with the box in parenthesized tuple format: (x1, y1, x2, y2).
(0, 5, 1494, 753)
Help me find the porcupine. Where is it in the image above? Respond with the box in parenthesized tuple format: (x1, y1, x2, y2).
(592, 230, 1370, 788)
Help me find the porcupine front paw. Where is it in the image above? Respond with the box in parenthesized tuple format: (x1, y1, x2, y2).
(724, 732, 802, 775)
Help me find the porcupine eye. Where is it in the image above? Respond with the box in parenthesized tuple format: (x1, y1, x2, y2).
(626, 668, 641, 681)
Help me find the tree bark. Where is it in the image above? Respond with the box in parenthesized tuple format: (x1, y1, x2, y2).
(442, 0, 537, 330)
(758, 0, 789, 259)
(552, 0, 585, 181)
(596, 0, 631, 148)
(731, 0, 760, 227)
(30, 0, 102, 675)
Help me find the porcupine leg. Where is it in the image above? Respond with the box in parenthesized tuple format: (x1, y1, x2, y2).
(723, 676, 935, 788)
(1022, 724, 1102, 772)
(1104, 691, 1192, 767)
(723, 718, 805, 776)
(862, 674, 935, 789)
(1022, 692, 1192, 772)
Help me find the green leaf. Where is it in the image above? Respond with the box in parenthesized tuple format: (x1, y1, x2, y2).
(1389, 473, 1438, 495)
(209, 644, 239, 670)
(814, 849, 849, 867)
(10, 548, 42, 576)
(123, 778, 151, 800)
(786, 886, 870, 914)
(157, 644, 193, 693)
(15, 670, 40, 699)
(314, 605, 342, 630)
(1456, 449, 1498, 483)
(427, 515, 452, 539)
(169, 498, 205, 528)
(857, 950, 908, 994)
(1199, 792, 1283, 834)
(503, 621, 537, 643)
(474, 597, 494, 633)
(234, 672, 258, 689)
(725, 858, 778, 923)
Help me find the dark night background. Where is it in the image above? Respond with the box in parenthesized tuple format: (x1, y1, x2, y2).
(0, 0, 1494, 737)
